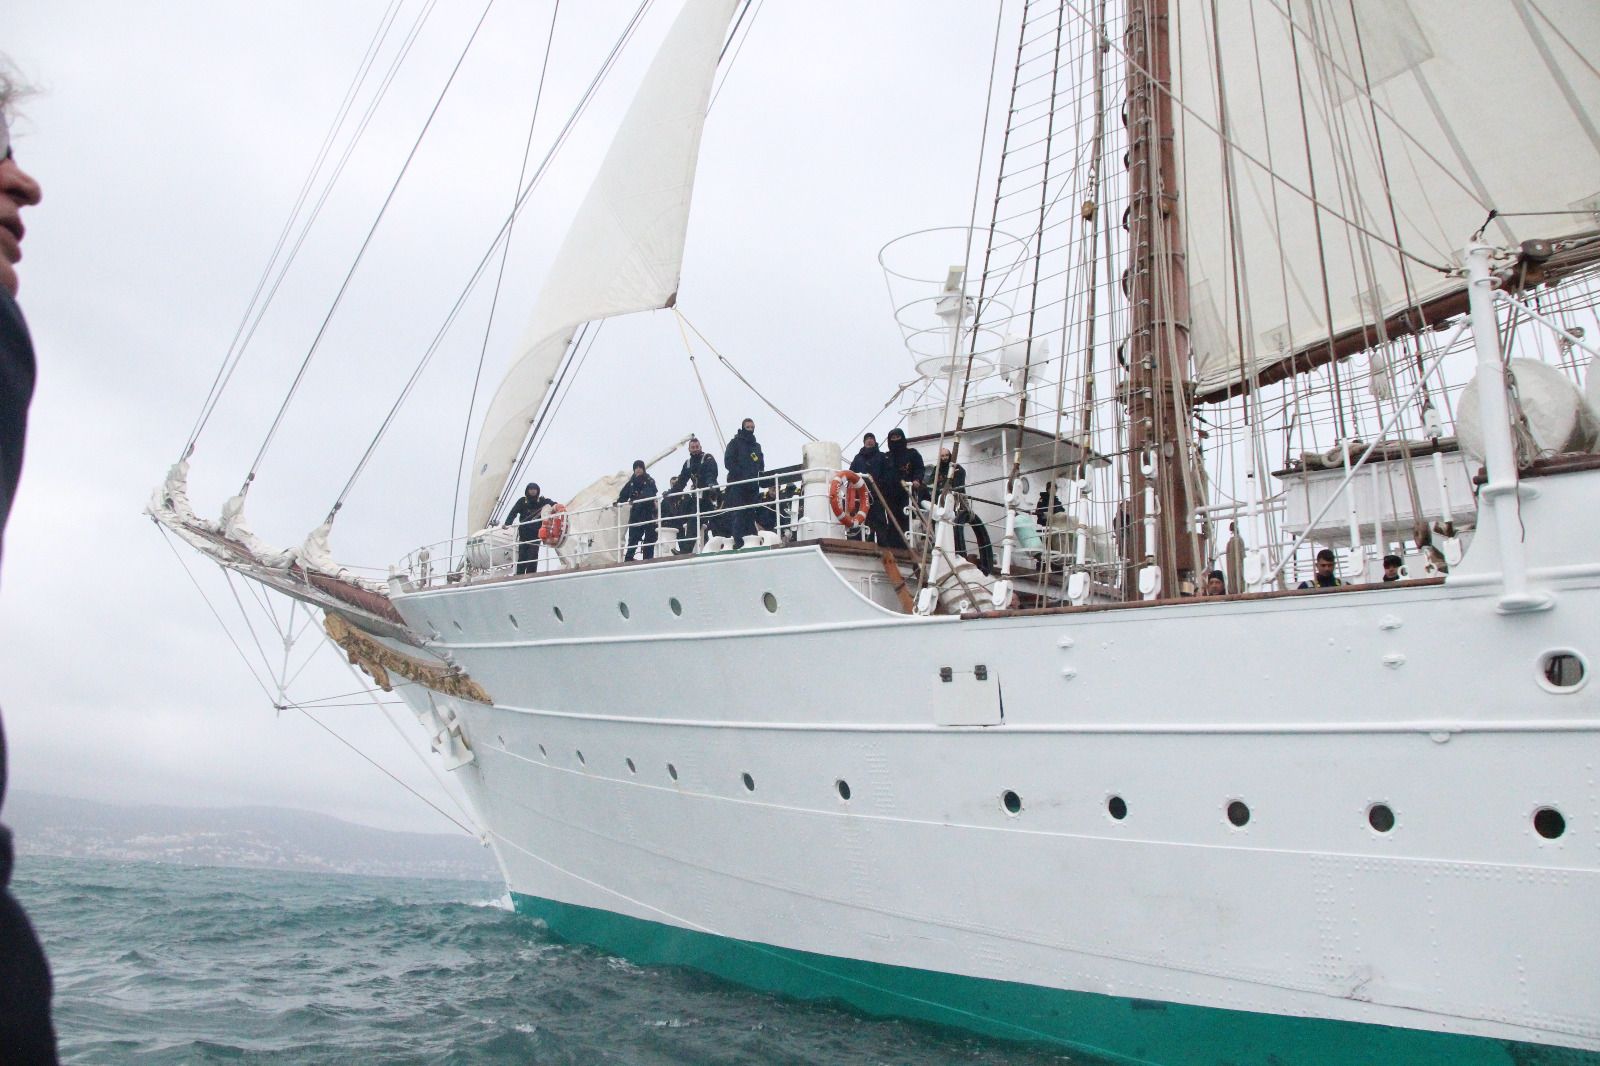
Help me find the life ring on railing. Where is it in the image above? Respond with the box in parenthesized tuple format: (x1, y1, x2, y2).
(828, 470, 871, 528)
(538, 504, 567, 545)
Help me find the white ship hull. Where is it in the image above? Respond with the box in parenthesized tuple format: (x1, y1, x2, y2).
(384, 468, 1600, 1064)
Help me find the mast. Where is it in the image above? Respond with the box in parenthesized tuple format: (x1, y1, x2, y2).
(1122, 0, 1199, 597)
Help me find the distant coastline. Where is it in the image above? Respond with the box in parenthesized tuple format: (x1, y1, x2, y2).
(6, 790, 499, 883)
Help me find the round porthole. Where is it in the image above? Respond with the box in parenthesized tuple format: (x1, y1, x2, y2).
(669, 597, 683, 616)
(742, 772, 756, 792)
(762, 592, 778, 613)
(625, 757, 636, 774)
(667, 763, 678, 781)
(1107, 795, 1127, 821)
(1002, 790, 1022, 815)
(552, 606, 564, 623)
(1367, 803, 1395, 833)
(1538, 650, 1587, 692)
(618, 601, 630, 619)
(1534, 807, 1566, 839)
(836, 779, 851, 801)
(1227, 800, 1251, 827)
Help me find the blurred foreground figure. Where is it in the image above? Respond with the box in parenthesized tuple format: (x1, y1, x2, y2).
(0, 64, 59, 1065)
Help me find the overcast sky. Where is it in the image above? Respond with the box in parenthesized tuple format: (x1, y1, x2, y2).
(2, 1, 1010, 835)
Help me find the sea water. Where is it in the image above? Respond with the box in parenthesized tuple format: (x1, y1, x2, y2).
(13, 856, 1090, 1064)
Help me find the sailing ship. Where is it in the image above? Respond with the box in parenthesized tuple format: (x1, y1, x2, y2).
(151, 1, 1600, 1062)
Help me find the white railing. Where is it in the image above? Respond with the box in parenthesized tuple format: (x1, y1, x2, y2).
(396, 468, 819, 589)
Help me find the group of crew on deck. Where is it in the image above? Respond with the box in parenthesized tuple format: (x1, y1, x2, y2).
(849, 429, 996, 573)
(501, 418, 773, 572)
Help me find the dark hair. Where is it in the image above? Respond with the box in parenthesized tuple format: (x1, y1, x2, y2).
(887, 428, 905, 441)
(525, 482, 539, 494)
(632, 460, 646, 471)
(863, 432, 876, 443)
(1316, 548, 1336, 563)
(1207, 569, 1225, 582)
(1383, 553, 1402, 568)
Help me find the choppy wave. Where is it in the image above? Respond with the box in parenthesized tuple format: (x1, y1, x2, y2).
(12, 856, 1082, 1065)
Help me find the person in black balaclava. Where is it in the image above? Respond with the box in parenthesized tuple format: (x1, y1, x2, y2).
(502, 483, 555, 575)
(881, 428, 925, 548)
(934, 446, 994, 574)
(0, 78, 59, 1063)
(672, 435, 719, 552)
(849, 432, 893, 546)
(616, 460, 660, 560)
(723, 417, 764, 544)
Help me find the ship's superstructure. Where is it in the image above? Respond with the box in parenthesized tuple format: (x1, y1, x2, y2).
(150, 2, 1600, 1062)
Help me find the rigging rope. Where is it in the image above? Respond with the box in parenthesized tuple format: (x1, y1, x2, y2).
(675, 311, 816, 440)
(676, 312, 726, 452)
(450, 0, 563, 544)
(190, 1, 441, 461)
(331, 0, 655, 523)
(184, 0, 406, 458)
(244, 0, 501, 494)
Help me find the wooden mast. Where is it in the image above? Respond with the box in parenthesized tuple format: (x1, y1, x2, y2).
(1122, 0, 1199, 597)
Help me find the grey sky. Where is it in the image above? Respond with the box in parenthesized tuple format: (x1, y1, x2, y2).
(3, 1, 1004, 834)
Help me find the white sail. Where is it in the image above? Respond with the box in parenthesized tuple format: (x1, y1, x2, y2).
(466, 0, 740, 531)
(1174, 0, 1600, 395)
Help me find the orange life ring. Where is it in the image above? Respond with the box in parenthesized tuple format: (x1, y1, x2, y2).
(538, 503, 567, 544)
(828, 470, 871, 528)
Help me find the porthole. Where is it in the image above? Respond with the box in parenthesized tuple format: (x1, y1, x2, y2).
(1002, 790, 1022, 815)
(836, 779, 851, 801)
(762, 592, 779, 613)
(1539, 650, 1587, 692)
(552, 606, 564, 623)
(1367, 803, 1395, 833)
(575, 749, 585, 766)
(618, 601, 631, 619)
(742, 772, 756, 792)
(1107, 795, 1127, 821)
(508, 613, 519, 629)
(1534, 807, 1566, 839)
(1227, 800, 1250, 827)
(625, 757, 636, 775)
(667, 763, 678, 781)
(669, 597, 683, 616)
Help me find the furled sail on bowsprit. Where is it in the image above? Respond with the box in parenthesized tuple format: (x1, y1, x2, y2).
(1174, 0, 1600, 399)
(466, 0, 741, 532)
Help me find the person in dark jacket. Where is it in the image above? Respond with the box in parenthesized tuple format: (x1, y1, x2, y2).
(672, 436, 718, 552)
(933, 447, 994, 574)
(849, 432, 896, 547)
(1298, 547, 1344, 589)
(723, 418, 764, 543)
(0, 79, 58, 1063)
(882, 428, 925, 545)
(616, 460, 659, 560)
(502, 482, 554, 574)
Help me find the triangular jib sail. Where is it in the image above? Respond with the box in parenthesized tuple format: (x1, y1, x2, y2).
(467, 0, 742, 531)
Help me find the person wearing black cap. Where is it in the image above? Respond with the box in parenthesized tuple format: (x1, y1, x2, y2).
(881, 428, 924, 548)
(723, 417, 764, 543)
(849, 432, 891, 545)
(503, 483, 555, 575)
(0, 69, 58, 1063)
(616, 460, 659, 560)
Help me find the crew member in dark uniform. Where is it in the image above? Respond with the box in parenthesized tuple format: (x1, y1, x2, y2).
(616, 460, 659, 560)
(933, 447, 994, 574)
(0, 86, 59, 1063)
(849, 432, 893, 546)
(1298, 548, 1344, 589)
(673, 435, 718, 552)
(502, 482, 554, 575)
(723, 418, 764, 544)
(882, 428, 925, 546)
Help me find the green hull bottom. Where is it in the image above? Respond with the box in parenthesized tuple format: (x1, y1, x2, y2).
(510, 893, 1596, 1066)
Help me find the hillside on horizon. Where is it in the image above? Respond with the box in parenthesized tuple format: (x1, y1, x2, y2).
(4, 790, 500, 883)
